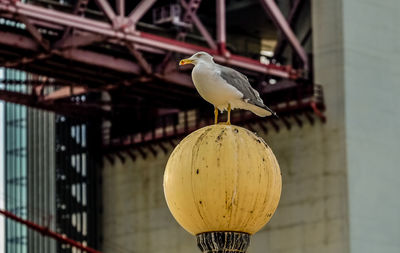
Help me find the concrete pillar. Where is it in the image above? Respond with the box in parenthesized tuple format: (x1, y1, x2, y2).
(313, 0, 400, 252)
(342, 1, 400, 252)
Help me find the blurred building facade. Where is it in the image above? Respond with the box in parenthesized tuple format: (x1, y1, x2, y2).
(2, 72, 101, 252)
(4, 69, 28, 253)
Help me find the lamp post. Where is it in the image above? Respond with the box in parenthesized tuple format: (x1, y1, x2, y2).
(164, 124, 281, 253)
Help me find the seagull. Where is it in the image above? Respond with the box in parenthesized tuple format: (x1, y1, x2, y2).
(179, 51, 277, 125)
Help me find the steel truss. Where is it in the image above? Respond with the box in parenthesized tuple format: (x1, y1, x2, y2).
(0, 0, 323, 150)
(0, 0, 301, 77)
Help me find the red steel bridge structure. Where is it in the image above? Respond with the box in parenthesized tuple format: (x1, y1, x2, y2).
(0, 0, 324, 251)
(0, 0, 324, 128)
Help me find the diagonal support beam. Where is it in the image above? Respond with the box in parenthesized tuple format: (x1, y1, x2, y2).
(179, 0, 217, 50)
(116, 0, 125, 16)
(58, 0, 90, 42)
(273, 0, 304, 57)
(216, 0, 227, 54)
(191, 15, 217, 50)
(259, 0, 308, 72)
(181, 0, 202, 23)
(0, 0, 297, 78)
(94, 0, 116, 24)
(127, 0, 157, 30)
(126, 43, 152, 74)
(19, 15, 50, 51)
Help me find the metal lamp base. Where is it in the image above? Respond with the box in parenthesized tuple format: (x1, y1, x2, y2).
(196, 231, 250, 253)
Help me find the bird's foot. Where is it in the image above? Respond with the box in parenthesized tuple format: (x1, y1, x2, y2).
(218, 121, 231, 125)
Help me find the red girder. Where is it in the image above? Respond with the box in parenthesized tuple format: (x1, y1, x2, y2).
(0, 0, 300, 79)
(0, 209, 102, 253)
(178, 0, 218, 50)
(260, 0, 309, 72)
(103, 97, 326, 155)
(0, 89, 109, 118)
(0, 0, 322, 138)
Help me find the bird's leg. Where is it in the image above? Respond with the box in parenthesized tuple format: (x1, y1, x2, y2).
(218, 104, 232, 125)
(226, 104, 231, 125)
(214, 107, 218, 124)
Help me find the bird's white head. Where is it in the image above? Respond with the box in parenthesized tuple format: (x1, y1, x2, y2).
(179, 51, 214, 66)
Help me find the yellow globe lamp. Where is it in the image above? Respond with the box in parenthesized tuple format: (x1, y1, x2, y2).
(164, 124, 282, 253)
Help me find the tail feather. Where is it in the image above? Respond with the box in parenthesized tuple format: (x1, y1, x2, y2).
(264, 105, 279, 119)
(236, 100, 278, 118)
(244, 103, 278, 118)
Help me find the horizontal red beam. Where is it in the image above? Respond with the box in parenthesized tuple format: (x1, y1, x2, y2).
(0, 209, 102, 253)
(0, 89, 109, 118)
(138, 32, 297, 78)
(0, 31, 194, 89)
(0, 31, 141, 73)
(0, 0, 299, 79)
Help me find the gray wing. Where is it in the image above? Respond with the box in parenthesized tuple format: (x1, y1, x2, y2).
(217, 65, 275, 114)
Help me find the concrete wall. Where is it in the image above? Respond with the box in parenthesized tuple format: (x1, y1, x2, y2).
(102, 148, 196, 253)
(102, 117, 348, 253)
(102, 115, 349, 253)
(342, 1, 400, 252)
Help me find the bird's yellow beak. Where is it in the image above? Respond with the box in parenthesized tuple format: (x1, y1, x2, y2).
(179, 58, 193, 65)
